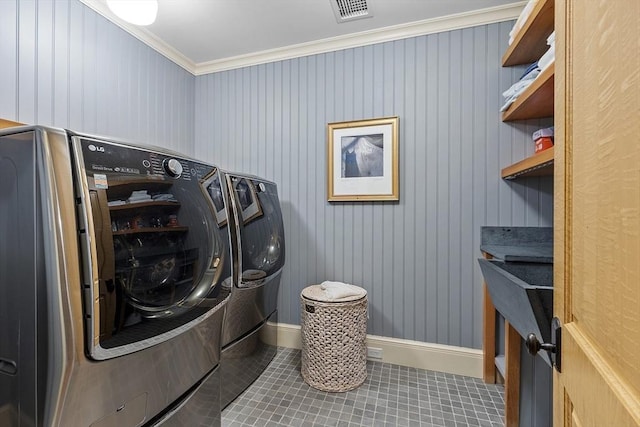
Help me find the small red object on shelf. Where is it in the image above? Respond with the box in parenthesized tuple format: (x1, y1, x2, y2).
(533, 127, 554, 153)
(167, 214, 179, 227)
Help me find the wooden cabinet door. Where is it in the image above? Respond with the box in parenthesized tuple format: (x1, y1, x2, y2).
(554, 0, 640, 425)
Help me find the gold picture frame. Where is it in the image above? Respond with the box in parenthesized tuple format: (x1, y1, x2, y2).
(327, 116, 399, 201)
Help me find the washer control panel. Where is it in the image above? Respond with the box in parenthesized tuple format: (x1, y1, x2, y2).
(163, 158, 183, 178)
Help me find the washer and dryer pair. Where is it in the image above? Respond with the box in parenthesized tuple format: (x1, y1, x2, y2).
(0, 126, 284, 426)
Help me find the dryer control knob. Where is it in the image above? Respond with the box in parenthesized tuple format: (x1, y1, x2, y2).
(164, 158, 183, 178)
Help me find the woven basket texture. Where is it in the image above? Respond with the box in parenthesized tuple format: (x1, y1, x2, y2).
(300, 291, 368, 392)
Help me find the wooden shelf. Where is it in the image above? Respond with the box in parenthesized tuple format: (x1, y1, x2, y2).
(502, 0, 555, 66)
(109, 201, 180, 211)
(501, 147, 554, 179)
(491, 4, 555, 425)
(105, 179, 173, 200)
(112, 226, 188, 236)
(0, 118, 24, 129)
(502, 63, 554, 122)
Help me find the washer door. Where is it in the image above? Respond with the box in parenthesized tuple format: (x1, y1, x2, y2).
(75, 137, 231, 359)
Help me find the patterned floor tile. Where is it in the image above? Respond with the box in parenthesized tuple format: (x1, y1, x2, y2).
(222, 348, 504, 427)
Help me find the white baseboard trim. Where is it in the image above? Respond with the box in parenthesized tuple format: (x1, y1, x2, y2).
(263, 322, 483, 379)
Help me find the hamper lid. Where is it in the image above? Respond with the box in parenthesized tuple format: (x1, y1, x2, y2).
(302, 282, 367, 302)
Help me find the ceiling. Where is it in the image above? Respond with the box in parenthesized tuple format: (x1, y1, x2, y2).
(81, 0, 522, 74)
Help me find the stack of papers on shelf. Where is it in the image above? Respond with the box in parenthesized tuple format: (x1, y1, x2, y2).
(500, 31, 555, 113)
(127, 190, 152, 203)
(500, 63, 541, 112)
(107, 200, 126, 207)
(509, 0, 539, 45)
(537, 31, 555, 71)
(152, 193, 178, 202)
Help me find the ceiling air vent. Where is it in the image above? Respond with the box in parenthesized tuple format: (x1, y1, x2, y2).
(331, 0, 374, 23)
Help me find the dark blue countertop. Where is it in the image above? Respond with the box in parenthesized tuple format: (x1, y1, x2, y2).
(480, 227, 553, 263)
(480, 244, 553, 263)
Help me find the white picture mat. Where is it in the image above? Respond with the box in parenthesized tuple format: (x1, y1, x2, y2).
(332, 123, 393, 196)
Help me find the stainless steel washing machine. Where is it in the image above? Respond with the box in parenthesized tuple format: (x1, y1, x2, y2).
(219, 173, 285, 408)
(0, 126, 232, 426)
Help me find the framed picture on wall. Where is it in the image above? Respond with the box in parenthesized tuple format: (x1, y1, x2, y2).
(327, 116, 399, 201)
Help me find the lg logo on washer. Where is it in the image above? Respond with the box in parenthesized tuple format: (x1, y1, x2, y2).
(88, 144, 105, 153)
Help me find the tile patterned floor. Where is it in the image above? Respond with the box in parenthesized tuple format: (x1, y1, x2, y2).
(222, 348, 505, 427)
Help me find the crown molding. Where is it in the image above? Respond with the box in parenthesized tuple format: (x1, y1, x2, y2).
(78, 0, 197, 74)
(194, 2, 525, 75)
(78, 1, 525, 76)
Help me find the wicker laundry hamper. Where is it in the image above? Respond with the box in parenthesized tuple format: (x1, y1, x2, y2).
(300, 284, 368, 392)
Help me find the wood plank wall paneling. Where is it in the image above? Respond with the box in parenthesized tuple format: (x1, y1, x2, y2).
(1, 0, 553, 349)
(194, 21, 554, 349)
(0, 0, 195, 155)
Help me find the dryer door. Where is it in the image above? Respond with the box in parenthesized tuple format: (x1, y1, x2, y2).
(228, 176, 285, 287)
(226, 175, 285, 330)
(73, 137, 231, 360)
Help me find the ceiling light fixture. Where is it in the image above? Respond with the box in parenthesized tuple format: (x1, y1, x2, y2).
(106, 0, 158, 26)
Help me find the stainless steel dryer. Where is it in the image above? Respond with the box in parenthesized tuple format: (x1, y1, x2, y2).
(0, 126, 232, 426)
(219, 173, 285, 408)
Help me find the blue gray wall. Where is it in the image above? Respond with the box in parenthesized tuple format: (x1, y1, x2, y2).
(0, 0, 195, 154)
(194, 21, 553, 349)
(1, 1, 552, 350)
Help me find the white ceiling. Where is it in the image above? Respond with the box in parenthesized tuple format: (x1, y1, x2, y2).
(81, 0, 523, 74)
